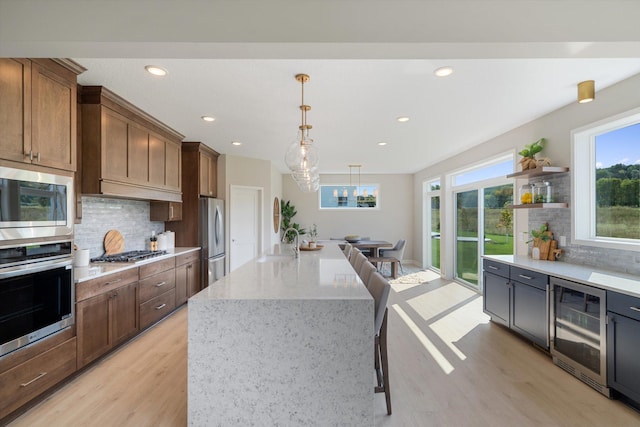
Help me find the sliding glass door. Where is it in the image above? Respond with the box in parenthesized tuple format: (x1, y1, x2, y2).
(455, 189, 479, 285)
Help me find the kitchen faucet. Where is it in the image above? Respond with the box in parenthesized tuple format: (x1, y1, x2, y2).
(283, 227, 300, 258)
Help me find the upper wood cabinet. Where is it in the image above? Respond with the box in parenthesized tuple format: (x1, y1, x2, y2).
(79, 86, 184, 202)
(168, 142, 220, 247)
(0, 58, 83, 172)
(199, 148, 218, 197)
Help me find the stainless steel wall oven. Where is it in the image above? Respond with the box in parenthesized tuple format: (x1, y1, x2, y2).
(0, 241, 74, 358)
(0, 165, 73, 242)
(550, 276, 609, 396)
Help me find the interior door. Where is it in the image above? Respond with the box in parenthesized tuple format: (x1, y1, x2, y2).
(230, 186, 262, 272)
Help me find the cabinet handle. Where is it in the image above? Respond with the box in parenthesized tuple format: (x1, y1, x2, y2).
(155, 281, 166, 287)
(630, 306, 640, 312)
(36, 152, 41, 162)
(487, 265, 498, 270)
(155, 303, 167, 310)
(105, 278, 122, 286)
(518, 274, 533, 280)
(29, 150, 33, 161)
(21, 372, 47, 387)
(169, 205, 173, 218)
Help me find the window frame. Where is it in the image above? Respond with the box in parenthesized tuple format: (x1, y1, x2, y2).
(572, 106, 640, 252)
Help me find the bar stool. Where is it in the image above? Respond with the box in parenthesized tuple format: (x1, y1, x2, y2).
(358, 261, 377, 289)
(349, 248, 361, 267)
(342, 242, 353, 259)
(353, 252, 367, 273)
(368, 271, 392, 415)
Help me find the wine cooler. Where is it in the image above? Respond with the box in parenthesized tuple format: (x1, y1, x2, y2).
(550, 277, 610, 396)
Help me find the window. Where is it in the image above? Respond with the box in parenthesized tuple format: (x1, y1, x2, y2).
(573, 108, 640, 251)
(319, 184, 379, 209)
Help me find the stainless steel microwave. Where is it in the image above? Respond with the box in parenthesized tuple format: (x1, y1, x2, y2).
(0, 166, 73, 242)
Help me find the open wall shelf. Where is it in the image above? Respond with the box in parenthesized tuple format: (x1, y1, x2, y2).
(507, 166, 569, 179)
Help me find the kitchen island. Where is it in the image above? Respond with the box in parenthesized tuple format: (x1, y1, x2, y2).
(188, 242, 374, 425)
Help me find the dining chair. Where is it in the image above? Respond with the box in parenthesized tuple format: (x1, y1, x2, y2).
(368, 271, 392, 415)
(358, 261, 377, 289)
(378, 239, 406, 275)
(342, 242, 353, 259)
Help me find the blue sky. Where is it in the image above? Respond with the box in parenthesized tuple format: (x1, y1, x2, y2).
(595, 122, 640, 168)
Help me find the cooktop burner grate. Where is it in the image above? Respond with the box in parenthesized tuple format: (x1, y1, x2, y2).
(90, 250, 168, 263)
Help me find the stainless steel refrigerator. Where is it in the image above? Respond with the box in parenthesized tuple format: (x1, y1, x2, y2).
(200, 198, 225, 287)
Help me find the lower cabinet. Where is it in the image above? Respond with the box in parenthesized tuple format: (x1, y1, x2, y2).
(607, 291, 640, 405)
(0, 336, 77, 420)
(76, 281, 139, 369)
(139, 258, 176, 330)
(175, 250, 201, 305)
(483, 259, 549, 349)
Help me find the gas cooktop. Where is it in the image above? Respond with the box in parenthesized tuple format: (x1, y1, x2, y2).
(90, 250, 168, 263)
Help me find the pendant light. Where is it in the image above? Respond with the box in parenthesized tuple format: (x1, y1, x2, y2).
(285, 74, 320, 192)
(349, 164, 361, 200)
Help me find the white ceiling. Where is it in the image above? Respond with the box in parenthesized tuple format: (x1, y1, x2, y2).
(3, 1, 640, 174)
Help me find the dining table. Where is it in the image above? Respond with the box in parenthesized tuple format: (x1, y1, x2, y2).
(340, 240, 393, 257)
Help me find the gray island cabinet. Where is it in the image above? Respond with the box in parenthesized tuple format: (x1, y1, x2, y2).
(607, 291, 640, 406)
(483, 258, 549, 349)
(188, 242, 374, 426)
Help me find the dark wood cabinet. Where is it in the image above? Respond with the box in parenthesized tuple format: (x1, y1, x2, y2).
(170, 142, 220, 247)
(79, 86, 184, 202)
(199, 149, 218, 197)
(0, 337, 77, 420)
(607, 291, 640, 405)
(176, 250, 201, 305)
(0, 58, 82, 172)
(76, 269, 139, 368)
(139, 258, 176, 330)
(483, 259, 549, 349)
(150, 201, 183, 222)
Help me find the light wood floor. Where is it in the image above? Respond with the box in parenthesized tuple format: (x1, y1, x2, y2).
(8, 271, 640, 426)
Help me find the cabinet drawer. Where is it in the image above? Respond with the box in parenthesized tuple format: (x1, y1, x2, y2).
(139, 289, 176, 330)
(139, 257, 175, 279)
(0, 337, 76, 419)
(510, 266, 548, 290)
(176, 250, 200, 266)
(608, 291, 640, 322)
(483, 259, 509, 279)
(76, 268, 138, 302)
(139, 268, 176, 303)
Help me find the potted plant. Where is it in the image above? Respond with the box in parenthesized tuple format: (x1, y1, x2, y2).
(280, 200, 306, 243)
(518, 138, 547, 170)
(308, 224, 318, 248)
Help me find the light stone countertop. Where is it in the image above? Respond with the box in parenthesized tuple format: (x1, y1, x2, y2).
(188, 241, 374, 425)
(484, 255, 640, 298)
(73, 247, 200, 283)
(191, 241, 372, 301)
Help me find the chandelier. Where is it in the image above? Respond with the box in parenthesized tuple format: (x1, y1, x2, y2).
(285, 74, 319, 193)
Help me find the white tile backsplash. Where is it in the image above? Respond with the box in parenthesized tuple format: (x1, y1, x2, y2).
(74, 196, 164, 258)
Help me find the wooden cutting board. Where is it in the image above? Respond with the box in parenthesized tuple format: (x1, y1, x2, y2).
(104, 229, 124, 255)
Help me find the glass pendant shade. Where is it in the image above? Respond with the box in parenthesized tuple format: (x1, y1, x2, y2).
(285, 133, 319, 172)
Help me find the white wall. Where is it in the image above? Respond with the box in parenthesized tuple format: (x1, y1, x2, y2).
(413, 72, 640, 275)
(218, 154, 282, 270)
(283, 173, 414, 263)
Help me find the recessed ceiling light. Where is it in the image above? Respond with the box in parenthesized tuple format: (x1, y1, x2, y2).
(397, 117, 410, 123)
(231, 141, 242, 146)
(144, 65, 168, 77)
(377, 142, 388, 146)
(434, 66, 453, 77)
(201, 116, 215, 122)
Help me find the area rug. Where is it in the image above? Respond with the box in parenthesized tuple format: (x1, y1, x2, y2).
(389, 270, 440, 291)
